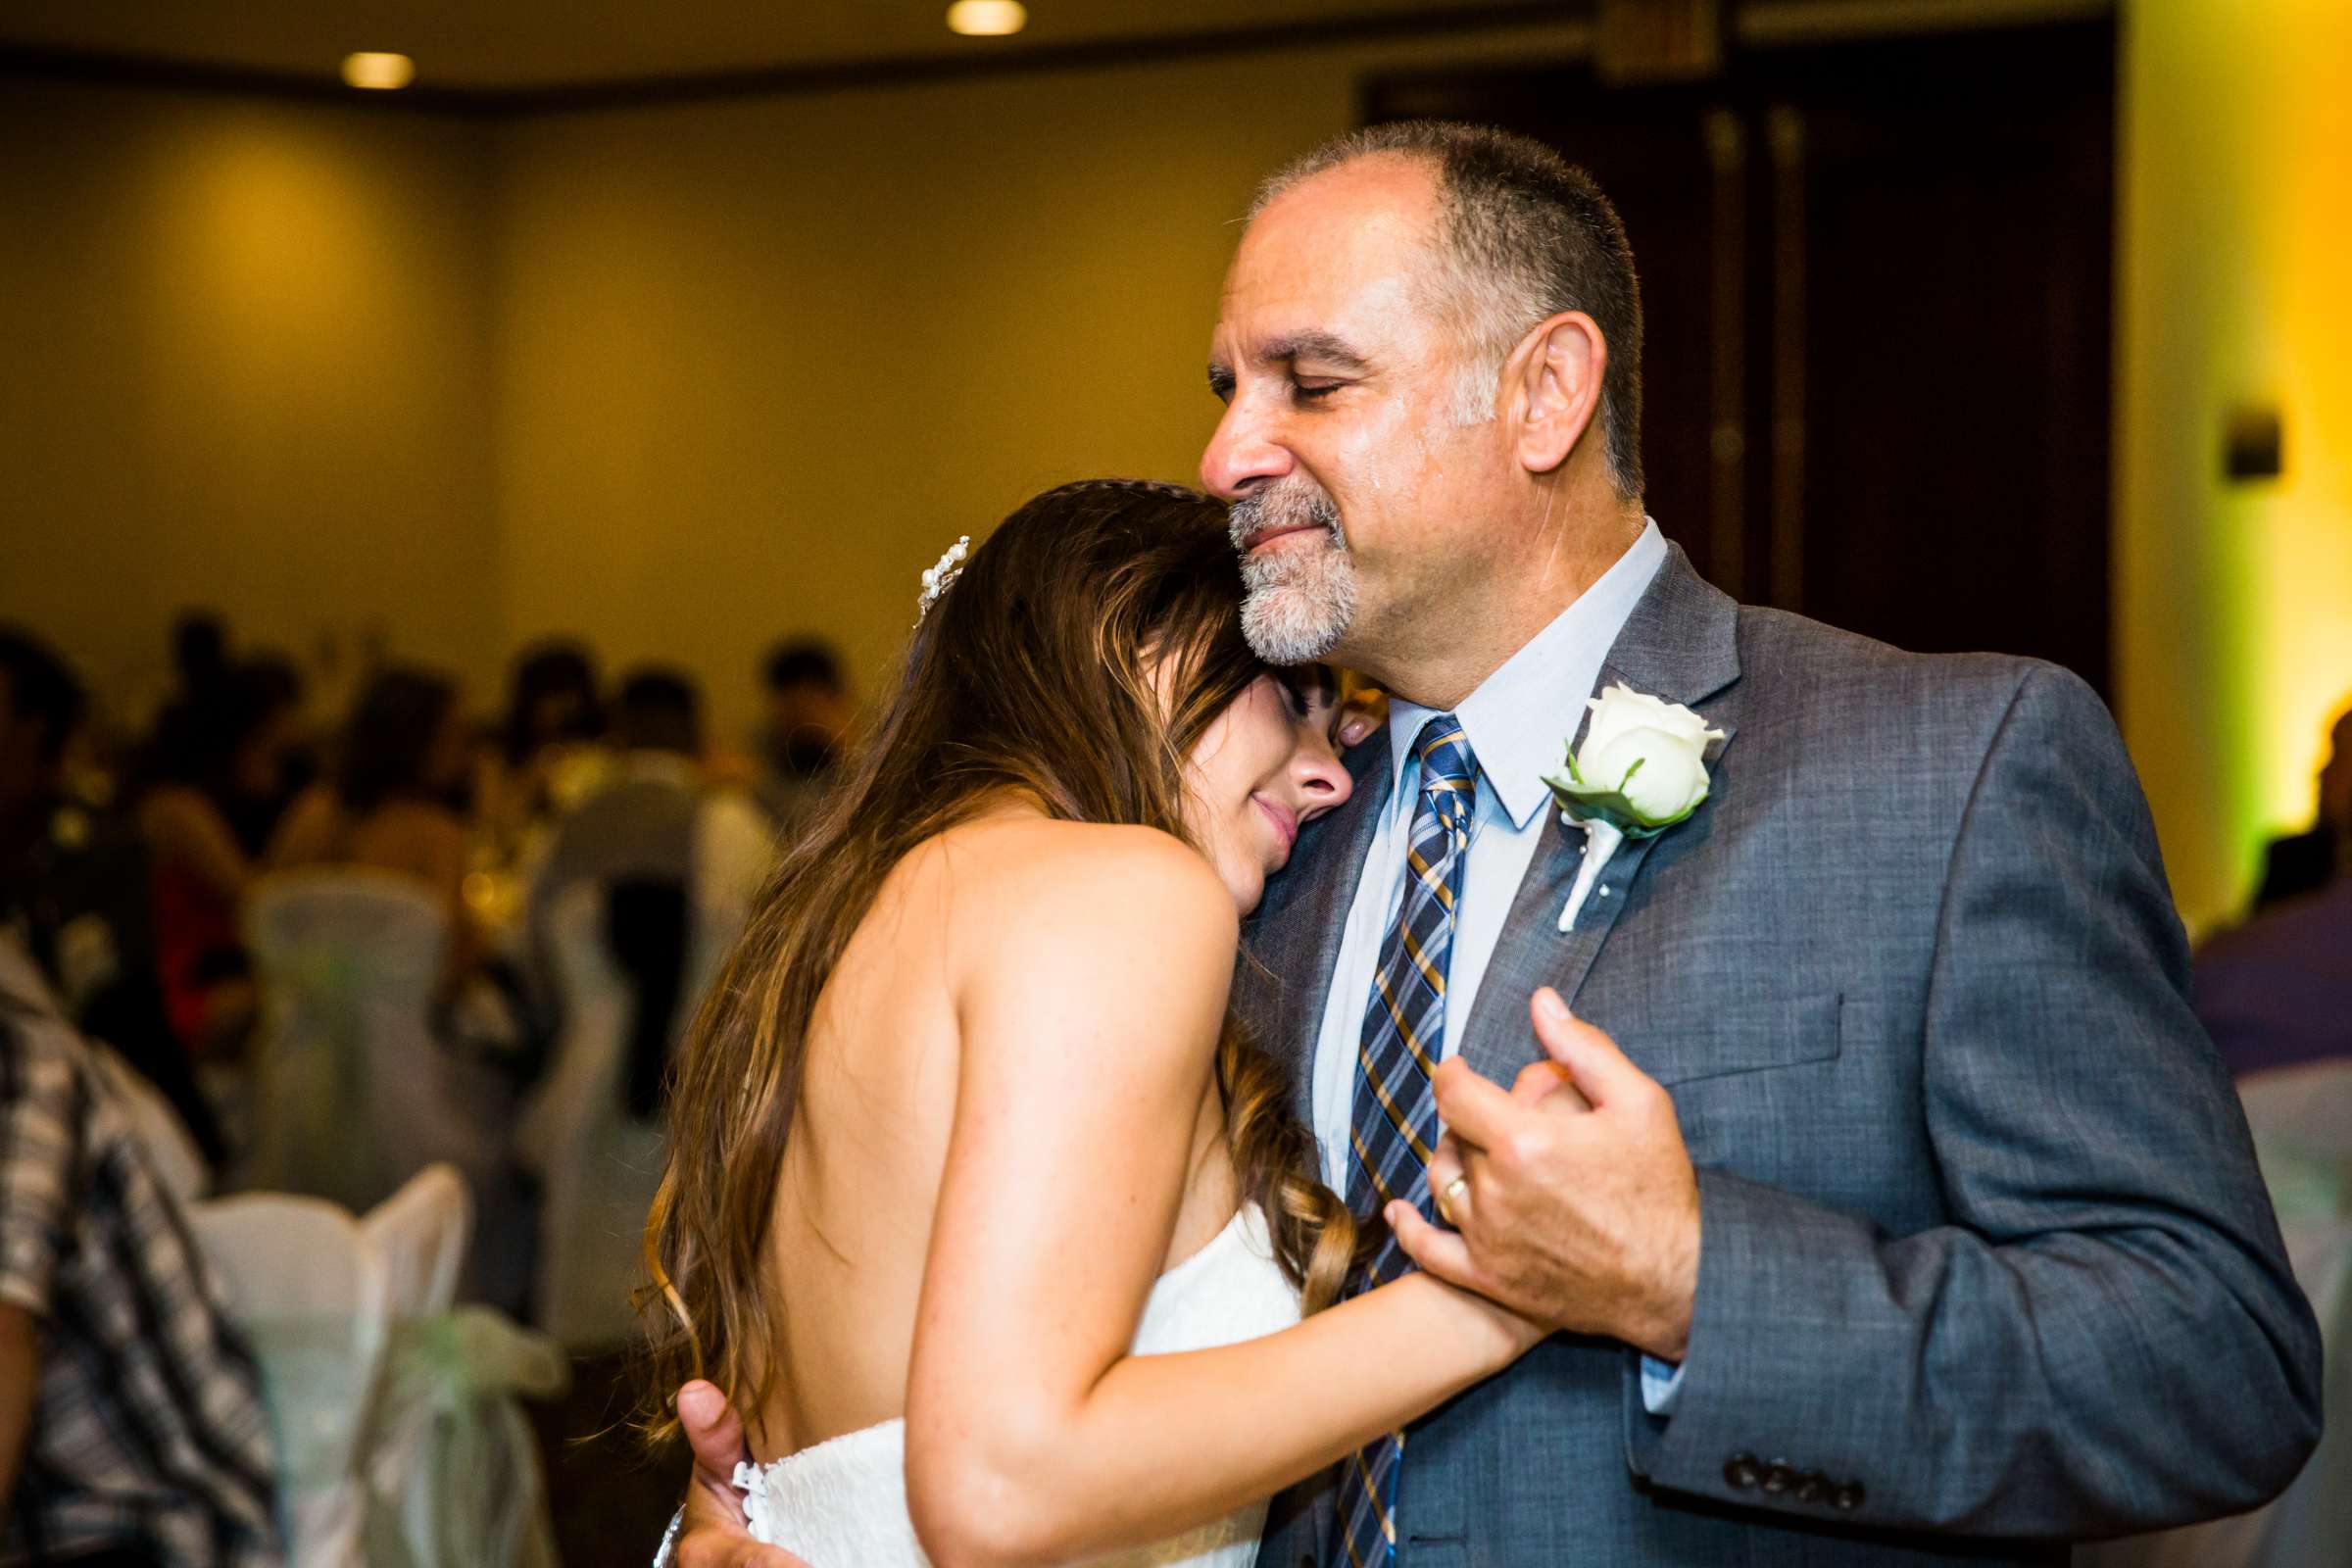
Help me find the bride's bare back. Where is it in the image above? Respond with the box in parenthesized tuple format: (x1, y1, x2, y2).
(753, 808, 1240, 1460)
(723, 800, 1526, 1566)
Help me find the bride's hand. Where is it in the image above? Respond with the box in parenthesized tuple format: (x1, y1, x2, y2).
(1382, 1057, 1587, 1360)
(1388, 1214, 1551, 1362)
(675, 1381, 812, 1568)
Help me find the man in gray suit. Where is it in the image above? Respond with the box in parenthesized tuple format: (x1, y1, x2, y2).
(1214, 121, 2317, 1566)
(672, 122, 2319, 1566)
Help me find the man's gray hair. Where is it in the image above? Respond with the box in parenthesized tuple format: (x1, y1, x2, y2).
(1251, 122, 1645, 500)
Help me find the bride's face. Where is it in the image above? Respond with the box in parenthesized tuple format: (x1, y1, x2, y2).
(1183, 667, 1353, 913)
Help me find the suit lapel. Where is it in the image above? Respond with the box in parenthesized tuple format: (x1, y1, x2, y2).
(1458, 545, 1743, 1085)
(1240, 727, 1393, 1128)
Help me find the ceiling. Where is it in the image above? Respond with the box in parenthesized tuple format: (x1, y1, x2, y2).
(0, 0, 1561, 97)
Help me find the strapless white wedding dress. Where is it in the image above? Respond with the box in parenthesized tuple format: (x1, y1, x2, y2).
(735, 1202, 1302, 1567)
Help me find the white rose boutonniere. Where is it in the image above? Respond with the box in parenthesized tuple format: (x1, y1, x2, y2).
(1542, 682, 1729, 932)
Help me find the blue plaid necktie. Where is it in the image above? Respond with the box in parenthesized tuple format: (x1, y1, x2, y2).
(1330, 715, 1479, 1568)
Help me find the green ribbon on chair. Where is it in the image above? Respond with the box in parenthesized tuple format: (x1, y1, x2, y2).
(365, 1307, 570, 1568)
(243, 1307, 570, 1568)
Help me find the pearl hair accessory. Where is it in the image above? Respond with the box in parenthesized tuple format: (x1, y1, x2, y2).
(916, 535, 971, 624)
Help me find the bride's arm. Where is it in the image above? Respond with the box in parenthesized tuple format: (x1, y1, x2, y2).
(904, 826, 1536, 1568)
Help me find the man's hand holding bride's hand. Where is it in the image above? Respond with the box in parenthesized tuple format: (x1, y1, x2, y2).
(673, 1381, 811, 1568)
(1385, 988, 1701, 1364)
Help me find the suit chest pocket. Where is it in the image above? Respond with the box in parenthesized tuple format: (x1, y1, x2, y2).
(1617, 991, 1843, 1088)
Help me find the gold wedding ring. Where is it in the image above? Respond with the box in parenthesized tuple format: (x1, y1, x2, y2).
(1438, 1175, 1470, 1224)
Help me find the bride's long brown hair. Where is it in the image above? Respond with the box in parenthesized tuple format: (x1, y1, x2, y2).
(637, 479, 1357, 1443)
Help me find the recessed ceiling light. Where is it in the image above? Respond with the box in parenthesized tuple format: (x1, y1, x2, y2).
(947, 1, 1027, 38)
(341, 52, 416, 90)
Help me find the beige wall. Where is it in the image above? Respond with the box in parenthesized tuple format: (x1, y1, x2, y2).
(0, 75, 503, 728)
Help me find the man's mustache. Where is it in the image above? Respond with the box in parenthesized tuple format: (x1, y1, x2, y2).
(1228, 483, 1344, 550)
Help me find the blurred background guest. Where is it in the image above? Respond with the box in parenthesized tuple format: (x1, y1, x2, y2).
(270, 664, 482, 998)
(2199, 692, 2352, 1079)
(527, 667, 772, 941)
(0, 627, 225, 1168)
(525, 667, 771, 1094)
(507, 667, 771, 1391)
(138, 617, 312, 859)
(234, 653, 318, 809)
(2249, 701, 2351, 913)
(2198, 875, 2352, 1079)
(480, 640, 609, 864)
(0, 934, 280, 1568)
(132, 660, 303, 1061)
(152, 612, 230, 748)
(0, 627, 93, 961)
(752, 636, 852, 837)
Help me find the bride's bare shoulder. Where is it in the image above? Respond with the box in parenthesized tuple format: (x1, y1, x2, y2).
(905, 815, 1237, 965)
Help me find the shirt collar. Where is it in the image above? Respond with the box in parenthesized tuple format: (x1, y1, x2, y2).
(1384, 517, 1670, 830)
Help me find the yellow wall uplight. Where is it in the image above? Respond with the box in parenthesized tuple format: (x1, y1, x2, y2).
(2117, 0, 2352, 935)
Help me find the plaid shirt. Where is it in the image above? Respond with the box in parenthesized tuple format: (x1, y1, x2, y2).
(0, 945, 280, 1568)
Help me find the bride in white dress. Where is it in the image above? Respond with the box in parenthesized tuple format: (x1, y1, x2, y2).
(640, 482, 1542, 1567)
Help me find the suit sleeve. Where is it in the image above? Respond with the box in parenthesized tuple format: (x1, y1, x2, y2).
(1624, 664, 2324, 1536)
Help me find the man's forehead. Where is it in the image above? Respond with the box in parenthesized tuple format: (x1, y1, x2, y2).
(1214, 169, 1440, 356)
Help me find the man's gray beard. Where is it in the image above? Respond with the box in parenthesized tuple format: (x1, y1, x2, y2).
(1228, 485, 1357, 664)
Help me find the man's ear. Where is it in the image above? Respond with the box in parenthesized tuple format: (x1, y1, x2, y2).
(1509, 311, 1607, 476)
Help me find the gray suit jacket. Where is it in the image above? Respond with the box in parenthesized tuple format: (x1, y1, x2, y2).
(1244, 547, 2322, 1567)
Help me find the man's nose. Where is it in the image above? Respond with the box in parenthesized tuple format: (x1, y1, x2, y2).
(1200, 399, 1293, 501)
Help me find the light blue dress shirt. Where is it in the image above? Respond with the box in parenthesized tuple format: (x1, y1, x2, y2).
(1307, 518, 1688, 1412)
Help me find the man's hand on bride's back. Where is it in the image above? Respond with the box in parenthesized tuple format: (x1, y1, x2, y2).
(674, 1381, 812, 1568)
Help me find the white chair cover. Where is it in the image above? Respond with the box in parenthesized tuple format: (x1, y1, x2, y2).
(192, 1168, 568, 1568)
(187, 1190, 386, 1568)
(243, 870, 502, 1221)
(2083, 1058, 2352, 1568)
(516, 876, 744, 1348)
(2245, 1211, 2352, 1568)
(365, 1165, 564, 1568)
(2239, 1059, 2352, 1194)
(368, 1163, 471, 1326)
